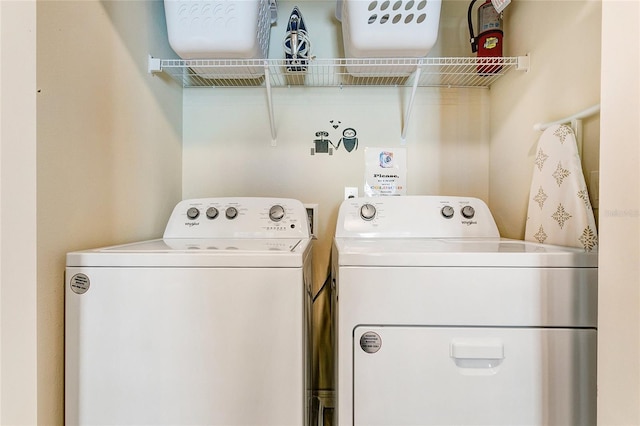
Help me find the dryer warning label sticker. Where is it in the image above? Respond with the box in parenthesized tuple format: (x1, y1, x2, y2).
(360, 331, 382, 354)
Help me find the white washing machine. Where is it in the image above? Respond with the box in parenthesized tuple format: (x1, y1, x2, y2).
(66, 197, 313, 426)
(332, 196, 597, 426)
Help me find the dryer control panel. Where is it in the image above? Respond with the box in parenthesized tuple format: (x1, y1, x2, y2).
(336, 196, 500, 238)
(163, 197, 310, 239)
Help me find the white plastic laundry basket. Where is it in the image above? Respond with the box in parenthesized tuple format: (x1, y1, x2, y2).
(164, 0, 272, 78)
(338, 0, 442, 75)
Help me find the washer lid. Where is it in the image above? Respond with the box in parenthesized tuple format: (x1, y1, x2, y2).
(334, 237, 597, 267)
(66, 238, 311, 268)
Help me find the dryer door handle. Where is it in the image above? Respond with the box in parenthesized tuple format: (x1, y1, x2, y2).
(450, 339, 504, 372)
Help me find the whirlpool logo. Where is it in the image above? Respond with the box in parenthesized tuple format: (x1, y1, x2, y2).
(462, 220, 478, 226)
(185, 222, 200, 227)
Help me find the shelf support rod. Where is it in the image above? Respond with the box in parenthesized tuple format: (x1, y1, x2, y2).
(401, 60, 423, 144)
(264, 61, 277, 145)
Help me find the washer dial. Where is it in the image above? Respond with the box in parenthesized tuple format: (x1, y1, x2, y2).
(186, 207, 200, 220)
(360, 203, 377, 221)
(225, 207, 238, 219)
(441, 205, 455, 219)
(206, 207, 219, 219)
(461, 205, 476, 219)
(269, 205, 285, 222)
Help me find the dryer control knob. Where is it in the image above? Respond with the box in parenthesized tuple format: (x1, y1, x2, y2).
(225, 207, 238, 219)
(206, 207, 219, 219)
(360, 203, 377, 221)
(187, 207, 200, 220)
(441, 205, 455, 219)
(461, 205, 475, 219)
(269, 205, 285, 222)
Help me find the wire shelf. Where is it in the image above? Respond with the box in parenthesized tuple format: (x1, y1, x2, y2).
(147, 55, 529, 143)
(153, 56, 525, 89)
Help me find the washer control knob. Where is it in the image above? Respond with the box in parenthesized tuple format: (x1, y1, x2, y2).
(360, 203, 377, 221)
(206, 207, 219, 219)
(225, 207, 238, 220)
(186, 207, 200, 220)
(461, 205, 476, 219)
(269, 205, 285, 222)
(441, 205, 455, 219)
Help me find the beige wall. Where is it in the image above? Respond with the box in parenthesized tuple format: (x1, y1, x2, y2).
(490, 0, 602, 239)
(35, 1, 183, 424)
(598, 0, 640, 424)
(0, 1, 38, 424)
(3, 0, 639, 423)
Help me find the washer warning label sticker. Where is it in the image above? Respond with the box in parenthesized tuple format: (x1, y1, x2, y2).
(70, 273, 90, 294)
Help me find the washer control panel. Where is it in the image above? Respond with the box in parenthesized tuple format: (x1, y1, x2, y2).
(336, 196, 500, 238)
(163, 197, 310, 239)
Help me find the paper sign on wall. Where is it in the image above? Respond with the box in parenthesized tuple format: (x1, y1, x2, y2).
(364, 147, 407, 196)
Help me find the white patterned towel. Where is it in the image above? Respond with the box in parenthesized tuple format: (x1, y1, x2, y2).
(525, 124, 598, 251)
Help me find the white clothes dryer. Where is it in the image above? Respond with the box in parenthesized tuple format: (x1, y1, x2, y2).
(66, 197, 313, 426)
(332, 196, 597, 426)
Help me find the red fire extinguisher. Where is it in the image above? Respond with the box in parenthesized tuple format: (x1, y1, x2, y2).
(468, 0, 503, 73)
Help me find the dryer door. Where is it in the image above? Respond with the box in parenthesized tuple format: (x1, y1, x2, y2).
(353, 326, 596, 426)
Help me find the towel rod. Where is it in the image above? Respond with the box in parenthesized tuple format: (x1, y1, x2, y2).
(533, 104, 601, 131)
